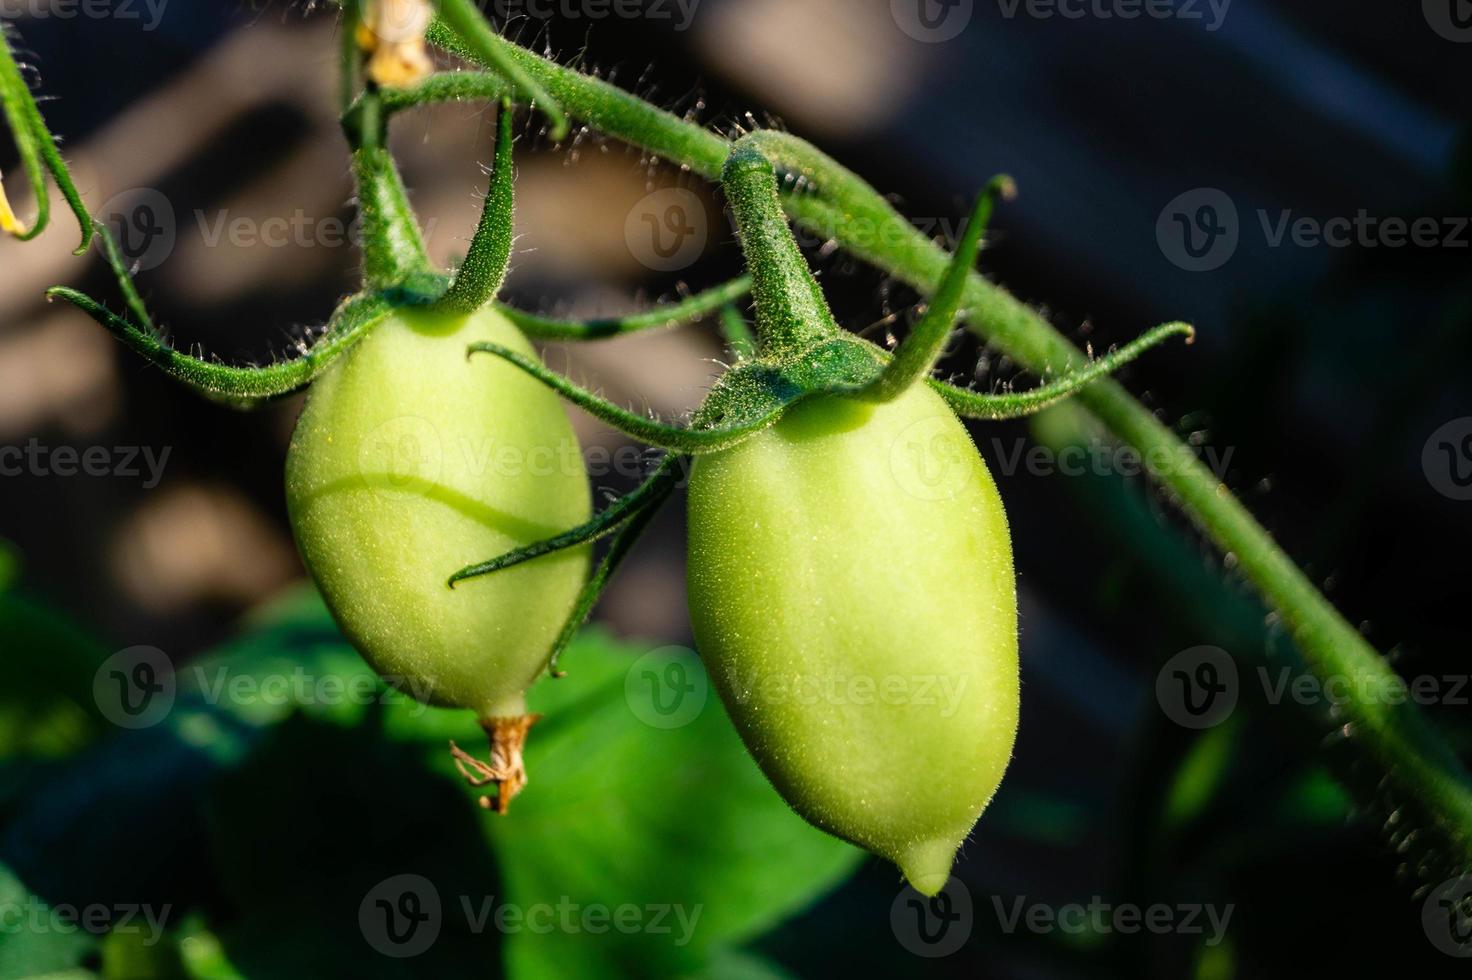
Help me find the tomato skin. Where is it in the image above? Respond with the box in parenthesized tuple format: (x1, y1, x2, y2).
(285, 307, 591, 718)
(686, 382, 1018, 894)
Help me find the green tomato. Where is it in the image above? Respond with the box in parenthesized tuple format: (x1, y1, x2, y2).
(285, 306, 591, 719)
(686, 382, 1019, 895)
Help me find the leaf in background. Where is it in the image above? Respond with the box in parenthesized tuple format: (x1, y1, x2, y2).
(0, 592, 110, 762)
(0, 538, 18, 593)
(0, 862, 100, 978)
(481, 632, 862, 979)
(0, 586, 863, 976)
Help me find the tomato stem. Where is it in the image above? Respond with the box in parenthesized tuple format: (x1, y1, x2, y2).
(432, 100, 518, 315)
(450, 714, 541, 814)
(416, 19, 1472, 879)
(721, 143, 840, 359)
(0, 24, 92, 252)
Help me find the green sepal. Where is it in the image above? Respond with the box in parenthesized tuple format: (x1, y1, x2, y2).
(0, 24, 93, 252)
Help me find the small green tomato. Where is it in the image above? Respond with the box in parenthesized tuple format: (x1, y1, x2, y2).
(687, 382, 1019, 895)
(286, 306, 590, 805)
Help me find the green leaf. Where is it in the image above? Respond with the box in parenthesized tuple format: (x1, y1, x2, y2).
(484, 631, 861, 979)
(0, 539, 18, 593)
(0, 864, 100, 977)
(43, 587, 861, 978)
(0, 593, 110, 761)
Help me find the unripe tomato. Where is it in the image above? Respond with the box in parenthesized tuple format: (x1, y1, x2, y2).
(686, 382, 1019, 895)
(286, 306, 591, 719)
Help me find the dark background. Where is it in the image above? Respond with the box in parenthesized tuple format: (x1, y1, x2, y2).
(1, 1, 1469, 976)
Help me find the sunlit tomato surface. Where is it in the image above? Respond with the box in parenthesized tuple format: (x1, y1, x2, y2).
(687, 382, 1019, 895)
(286, 307, 590, 718)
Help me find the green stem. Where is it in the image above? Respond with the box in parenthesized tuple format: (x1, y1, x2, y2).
(930, 323, 1194, 421)
(467, 341, 782, 453)
(722, 145, 839, 358)
(48, 286, 394, 404)
(0, 25, 92, 252)
(429, 33, 1472, 870)
(433, 100, 516, 314)
(448, 455, 680, 587)
(498, 276, 751, 341)
(718, 304, 756, 360)
(432, 0, 568, 140)
(346, 91, 433, 289)
(858, 177, 1012, 403)
(376, 70, 513, 115)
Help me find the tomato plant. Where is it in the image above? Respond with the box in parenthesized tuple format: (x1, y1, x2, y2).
(286, 306, 592, 808)
(4, 0, 1469, 928)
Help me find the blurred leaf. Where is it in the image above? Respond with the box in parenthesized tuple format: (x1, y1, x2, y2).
(0, 539, 18, 593)
(0, 863, 100, 978)
(1163, 720, 1240, 830)
(4, 587, 860, 978)
(0, 593, 110, 761)
(487, 630, 861, 979)
(700, 948, 800, 980)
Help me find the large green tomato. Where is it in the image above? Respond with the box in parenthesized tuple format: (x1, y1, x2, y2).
(687, 382, 1019, 895)
(286, 307, 591, 720)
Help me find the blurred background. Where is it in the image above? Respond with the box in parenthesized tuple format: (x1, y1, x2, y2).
(0, 1, 1469, 977)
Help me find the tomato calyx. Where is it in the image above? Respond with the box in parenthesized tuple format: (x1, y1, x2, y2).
(449, 714, 543, 814)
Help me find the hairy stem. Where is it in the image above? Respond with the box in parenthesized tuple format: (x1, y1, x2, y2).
(427, 27, 1472, 869)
